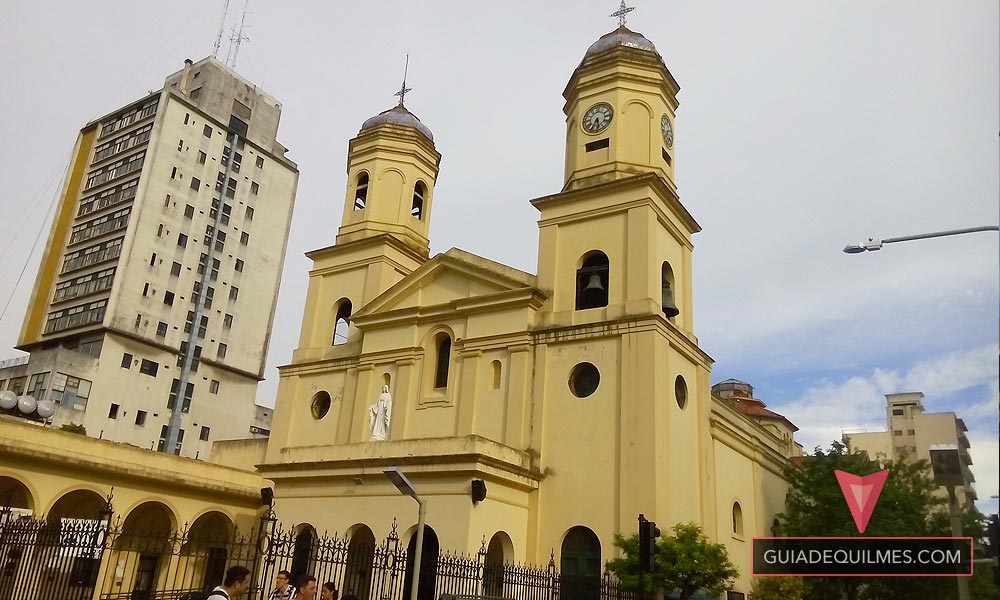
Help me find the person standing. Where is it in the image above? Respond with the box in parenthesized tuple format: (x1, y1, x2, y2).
(267, 570, 296, 600)
(208, 566, 251, 599)
(296, 575, 318, 600)
(320, 581, 338, 600)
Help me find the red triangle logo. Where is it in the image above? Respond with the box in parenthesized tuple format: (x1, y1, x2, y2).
(835, 469, 889, 534)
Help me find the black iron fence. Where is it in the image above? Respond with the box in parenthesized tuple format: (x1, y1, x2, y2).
(0, 506, 637, 600)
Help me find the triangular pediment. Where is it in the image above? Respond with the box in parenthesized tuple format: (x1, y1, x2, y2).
(353, 248, 540, 320)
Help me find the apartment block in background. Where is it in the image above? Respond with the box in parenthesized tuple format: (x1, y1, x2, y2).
(844, 392, 977, 508)
(2, 56, 297, 458)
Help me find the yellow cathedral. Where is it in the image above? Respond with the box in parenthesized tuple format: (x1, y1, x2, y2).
(255, 20, 800, 598)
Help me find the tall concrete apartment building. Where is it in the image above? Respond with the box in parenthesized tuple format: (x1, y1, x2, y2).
(1, 56, 297, 458)
(844, 392, 977, 508)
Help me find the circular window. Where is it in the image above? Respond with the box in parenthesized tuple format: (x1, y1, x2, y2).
(569, 363, 601, 398)
(311, 391, 332, 419)
(675, 375, 688, 409)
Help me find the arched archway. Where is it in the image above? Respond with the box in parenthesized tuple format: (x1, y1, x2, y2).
(561, 526, 600, 600)
(344, 525, 375, 600)
(183, 511, 235, 592)
(0, 476, 34, 511)
(290, 524, 317, 585)
(47, 489, 107, 522)
(484, 531, 513, 596)
(402, 525, 439, 600)
(115, 501, 175, 600)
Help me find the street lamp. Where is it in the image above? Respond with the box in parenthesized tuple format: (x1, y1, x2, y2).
(384, 467, 426, 600)
(843, 225, 999, 254)
(929, 444, 971, 600)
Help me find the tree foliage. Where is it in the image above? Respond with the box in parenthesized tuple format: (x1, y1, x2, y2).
(607, 522, 738, 600)
(752, 575, 805, 600)
(775, 440, 967, 600)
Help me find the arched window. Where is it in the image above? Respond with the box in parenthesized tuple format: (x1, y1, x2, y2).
(732, 502, 744, 536)
(403, 526, 439, 600)
(333, 300, 352, 345)
(354, 172, 369, 210)
(485, 532, 513, 596)
(661, 261, 679, 318)
(491, 360, 502, 390)
(434, 333, 451, 389)
(411, 181, 425, 220)
(345, 525, 376, 600)
(575, 251, 609, 310)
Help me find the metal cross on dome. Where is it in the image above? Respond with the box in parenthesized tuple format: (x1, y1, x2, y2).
(610, 1, 636, 27)
(394, 54, 412, 106)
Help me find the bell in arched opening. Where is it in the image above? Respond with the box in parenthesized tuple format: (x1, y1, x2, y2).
(661, 280, 679, 318)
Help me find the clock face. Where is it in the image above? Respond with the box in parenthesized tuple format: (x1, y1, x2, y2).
(661, 114, 674, 148)
(582, 103, 614, 134)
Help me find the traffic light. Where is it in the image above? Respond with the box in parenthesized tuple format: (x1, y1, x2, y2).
(638, 514, 661, 573)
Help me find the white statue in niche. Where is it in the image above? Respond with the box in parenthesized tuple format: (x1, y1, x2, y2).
(368, 385, 392, 441)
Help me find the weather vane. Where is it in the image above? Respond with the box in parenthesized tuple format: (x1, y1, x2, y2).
(394, 54, 412, 106)
(610, 1, 635, 28)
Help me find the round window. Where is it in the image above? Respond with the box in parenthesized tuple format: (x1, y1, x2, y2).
(311, 391, 332, 419)
(569, 363, 601, 398)
(675, 375, 688, 409)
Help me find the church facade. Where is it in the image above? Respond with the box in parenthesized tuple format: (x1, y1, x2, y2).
(257, 21, 800, 597)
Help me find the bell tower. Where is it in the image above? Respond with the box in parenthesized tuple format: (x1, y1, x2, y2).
(336, 93, 441, 257)
(293, 90, 441, 353)
(562, 22, 680, 193)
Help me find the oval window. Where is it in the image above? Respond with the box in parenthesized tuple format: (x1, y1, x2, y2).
(675, 375, 688, 409)
(569, 363, 601, 398)
(311, 391, 332, 419)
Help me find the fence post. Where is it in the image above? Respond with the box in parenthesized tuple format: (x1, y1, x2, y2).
(547, 549, 557, 600)
(250, 506, 277, 600)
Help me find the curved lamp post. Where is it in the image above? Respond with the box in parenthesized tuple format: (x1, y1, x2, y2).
(843, 226, 998, 254)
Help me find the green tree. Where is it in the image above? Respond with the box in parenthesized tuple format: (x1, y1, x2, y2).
(607, 522, 738, 600)
(776, 441, 952, 600)
(752, 576, 805, 600)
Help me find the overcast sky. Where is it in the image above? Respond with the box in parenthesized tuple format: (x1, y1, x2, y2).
(1, 1, 997, 513)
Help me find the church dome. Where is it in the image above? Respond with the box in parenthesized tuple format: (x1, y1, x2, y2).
(584, 26, 659, 59)
(360, 104, 434, 141)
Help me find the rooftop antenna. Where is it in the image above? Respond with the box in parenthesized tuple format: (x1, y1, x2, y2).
(226, 0, 252, 69)
(393, 54, 412, 106)
(212, 0, 231, 58)
(610, 1, 636, 27)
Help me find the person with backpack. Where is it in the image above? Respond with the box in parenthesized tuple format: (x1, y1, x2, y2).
(205, 565, 251, 600)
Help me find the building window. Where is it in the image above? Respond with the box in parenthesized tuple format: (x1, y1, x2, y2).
(250, 181, 259, 195)
(209, 380, 220, 394)
(51, 374, 92, 409)
(411, 181, 425, 219)
(139, 359, 159, 377)
(892, 408, 905, 416)
(333, 299, 352, 345)
(732, 502, 744, 536)
(245, 206, 254, 220)
(234, 258, 244, 272)
(255, 156, 264, 169)
(575, 251, 609, 310)
(150, 252, 157, 267)
(171, 262, 182, 276)
(675, 375, 688, 409)
(142, 282, 150, 297)
(121, 353, 132, 368)
(223, 313, 233, 328)
(167, 378, 194, 412)
(434, 333, 451, 389)
(217, 343, 228, 359)
(190, 177, 200, 191)
(240, 231, 249, 245)
(200, 426, 211, 441)
(178, 233, 188, 248)
(135, 410, 147, 426)
(893, 430, 903, 436)
(354, 172, 369, 210)
(163, 291, 175, 306)
(27, 372, 48, 399)
(177, 139, 184, 151)
(156, 321, 168, 337)
(229, 287, 239, 301)
(108, 403, 119, 419)
(907, 429, 915, 435)
(7, 377, 26, 395)
(171, 166, 177, 179)
(198, 150, 207, 164)
(569, 363, 600, 398)
(203, 124, 212, 138)
(661, 262, 679, 318)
